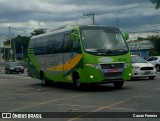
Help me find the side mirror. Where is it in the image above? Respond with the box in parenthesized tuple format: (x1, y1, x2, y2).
(124, 32, 129, 40)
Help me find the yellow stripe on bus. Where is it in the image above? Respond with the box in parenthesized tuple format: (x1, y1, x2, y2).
(47, 54, 82, 71)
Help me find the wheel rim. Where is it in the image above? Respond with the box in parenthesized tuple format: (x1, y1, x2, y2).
(76, 79, 81, 88)
(156, 66, 159, 72)
(41, 76, 45, 85)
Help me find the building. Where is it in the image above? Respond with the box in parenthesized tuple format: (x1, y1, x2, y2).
(127, 40, 153, 59)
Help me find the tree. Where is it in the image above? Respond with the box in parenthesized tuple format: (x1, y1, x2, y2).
(151, 0, 160, 9)
(30, 28, 46, 36)
(14, 36, 30, 59)
(3, 36, 30, 61)
(148, 35, 160, 55)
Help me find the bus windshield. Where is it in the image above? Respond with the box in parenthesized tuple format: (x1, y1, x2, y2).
(81, 27, 129, 55)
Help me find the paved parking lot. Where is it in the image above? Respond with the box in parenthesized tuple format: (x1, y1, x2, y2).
(0, 71, 160, 121)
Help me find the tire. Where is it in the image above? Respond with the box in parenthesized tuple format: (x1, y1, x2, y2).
(41, 73, 47, 86)
(155, 65, 160, 72)
(8, 69, 11, 74)
(113, 81, 124, 89)
(148, 76, 155, 80)
(74, 78, 84, 90)
(40, 72, 50, 86)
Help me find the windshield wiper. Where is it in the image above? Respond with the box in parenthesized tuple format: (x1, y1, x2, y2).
(112, 49, 128, 52)
(96, 49, 112, 53)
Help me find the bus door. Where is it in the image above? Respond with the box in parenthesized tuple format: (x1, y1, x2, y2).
(63, 33, 72, 75)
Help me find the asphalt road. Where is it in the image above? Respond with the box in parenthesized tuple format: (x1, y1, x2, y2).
(0, 71, 160, 121)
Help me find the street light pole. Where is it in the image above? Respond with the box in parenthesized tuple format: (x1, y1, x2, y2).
(12, 33, 16, 61)
(8, 26, 13, 61)
(83, 13, 95, 25)
(21, 46, 23, 62)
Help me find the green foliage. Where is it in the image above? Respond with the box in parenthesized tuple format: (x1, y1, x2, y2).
(148, 35, 160, 55)
(14, 36, 30, 59)
(3, 36, 30, 60)
(151, 0, 160, 9)
(30, 28, 46, 36)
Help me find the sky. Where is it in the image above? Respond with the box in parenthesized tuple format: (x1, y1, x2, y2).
(0, 0, 160, 41)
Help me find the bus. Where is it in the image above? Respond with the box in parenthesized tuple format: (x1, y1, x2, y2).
(28, 25, 132, 89)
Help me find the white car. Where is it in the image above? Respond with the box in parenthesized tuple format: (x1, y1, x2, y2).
(131, 55, 156, 79)
(147, 56, 160, 72)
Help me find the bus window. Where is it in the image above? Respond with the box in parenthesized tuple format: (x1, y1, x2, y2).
(72, 37, 81, 53)
(63, 34, 71, 52)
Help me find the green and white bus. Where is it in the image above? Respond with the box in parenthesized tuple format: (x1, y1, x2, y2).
(28, 25, 132, 89)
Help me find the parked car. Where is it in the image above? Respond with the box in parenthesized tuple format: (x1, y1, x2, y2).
(131, 55, 156, 79)
(147, 56, 160, 72)
(5, 62, 24, 74)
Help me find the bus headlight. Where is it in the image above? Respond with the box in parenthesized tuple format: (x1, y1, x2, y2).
(90, 75, 94, 79)
(85, 64, 99, 69)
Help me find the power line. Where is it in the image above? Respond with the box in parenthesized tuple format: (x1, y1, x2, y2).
(83, 13, 95, 25)
(83, 5, 143, 25)
(9, 26, 28, 33)
(95, 5, 143, 16)
(123, 29, 160, 33)
(123, 24, 160, 30)
(0, 32, 9, 36)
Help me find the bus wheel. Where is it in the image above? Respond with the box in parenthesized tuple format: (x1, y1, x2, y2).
(113, 81, 124, 89)
(40, 72, 48, 86)
(73, 72, 83, 89)
(75, 78, 81, 88)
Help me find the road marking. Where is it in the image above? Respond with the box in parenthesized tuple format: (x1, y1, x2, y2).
(8, 98, 64, 112)
(7, 94, 88, 112)
(68, 100, 125, 121)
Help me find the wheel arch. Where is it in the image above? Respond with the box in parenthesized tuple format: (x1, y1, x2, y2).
(40, 70, 44, 80)
(72, 70, 80, 83)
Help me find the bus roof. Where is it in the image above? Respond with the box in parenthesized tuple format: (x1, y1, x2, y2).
(31, 25, 118, 39)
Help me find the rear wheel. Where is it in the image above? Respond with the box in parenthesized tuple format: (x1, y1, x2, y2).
(40, 72, 49, 86)
(113, 81, 124, 89)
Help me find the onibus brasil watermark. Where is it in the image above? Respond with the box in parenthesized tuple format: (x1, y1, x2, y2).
(1, 113, 42, 119)
(1, 112, 160, 118)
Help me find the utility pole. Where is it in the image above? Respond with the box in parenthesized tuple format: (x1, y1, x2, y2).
(8, 26, 13, 61)
(83, 13, 95, 25)
(8, 26, 11, 46)
(12, 33, 16, 61)
(21, 46, 23, 62)
(0, 40, 1, 62)
(116, 18, 119, 28)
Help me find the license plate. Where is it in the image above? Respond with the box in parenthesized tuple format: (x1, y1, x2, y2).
(16, 69, 20, 71)
(144, 71, 151, 75)
(108, 69, 118, 73)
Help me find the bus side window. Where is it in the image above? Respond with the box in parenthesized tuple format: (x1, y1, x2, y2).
(63, 34, 71, 52)
(72, 38, 81, 53)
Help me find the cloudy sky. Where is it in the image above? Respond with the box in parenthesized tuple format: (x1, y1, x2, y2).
(0, 0, 160, 40)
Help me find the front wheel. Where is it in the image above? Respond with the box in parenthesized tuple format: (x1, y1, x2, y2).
(40, 73, 49, 86)
(155, 65, 160, 72)
(74, 78, 85, 90)
(148, 76, 155, 80)
(113, 81, 124, 89)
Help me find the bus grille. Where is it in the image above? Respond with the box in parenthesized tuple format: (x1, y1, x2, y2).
(100, 63, 124, 78)
(104, 72, 122, 77)
(101, 63, 124, 69)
